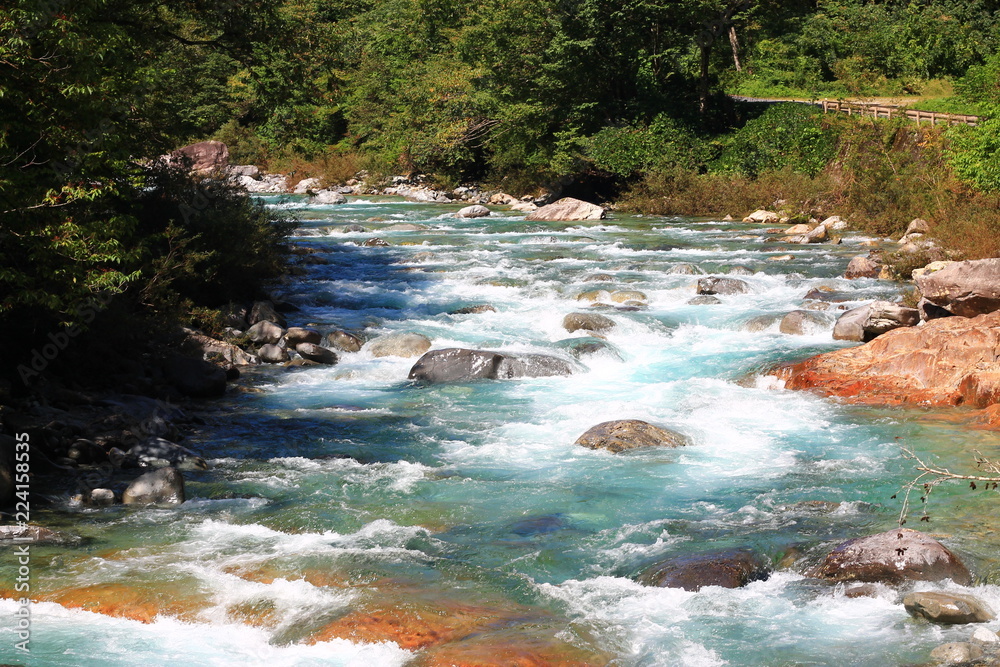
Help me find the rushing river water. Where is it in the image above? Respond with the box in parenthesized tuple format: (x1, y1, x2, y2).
(5, 197, 1000, 666)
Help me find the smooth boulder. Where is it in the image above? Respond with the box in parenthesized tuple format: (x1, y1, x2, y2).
(311, 190, 346, 205)
(832, 301, 919, 342)
(638, 549, 771, 591)
(122, 467, 185, 506)
(457, 205, 490, 218)
(284, 327, 322, 347)
(325, 330, 363, 352)
(743, 210, 780, 224)
(688, 295, 722, 305)
(563, 312, 616, 334)
(258, 343, 290, 363)
(366, 332, 432, 358)
(248, 320, 285, 345)
(295, 343, 338, 365)
(810, 528, 971, 585)
(697, 277, 750, 295)
(409, 348, 504, 383)
(494, 354, 576, 379)
(575, 419, 687, 453)
(915, 258, 1000, 318)
(525, 197, 605, 222)
(903, 592, 994, 624)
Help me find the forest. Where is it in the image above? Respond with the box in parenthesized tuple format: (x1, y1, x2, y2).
(3, 0, 1000, 382)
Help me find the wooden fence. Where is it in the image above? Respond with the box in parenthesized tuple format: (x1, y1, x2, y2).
(819, 100, 979, 127)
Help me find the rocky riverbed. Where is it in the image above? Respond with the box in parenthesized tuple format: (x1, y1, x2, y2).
(4, 193, 1000, 666)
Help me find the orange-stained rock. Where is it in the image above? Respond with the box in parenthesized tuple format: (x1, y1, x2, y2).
(973, 404, 1000, 429)
(38, 583, 209, 623)
(415, 628, 611, 667)
(771, 311, 1000, 407)
(308, 599, 522, 650)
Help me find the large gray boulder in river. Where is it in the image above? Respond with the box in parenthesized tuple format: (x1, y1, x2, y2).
(122, 467, 185, 506)
(563, 312, 616, 334)
(575, 419, 687, 453)
(638, 548, 771, 591)
(903, 591, 994, 624)
(810, 528, 971, 585)
(409, 348, 576, 383)
(915, 258, 1000, 318)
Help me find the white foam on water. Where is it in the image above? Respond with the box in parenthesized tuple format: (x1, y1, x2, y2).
(0, 599, 411, 667)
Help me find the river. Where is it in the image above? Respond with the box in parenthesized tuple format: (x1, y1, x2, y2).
(4, 196, 1000, 666)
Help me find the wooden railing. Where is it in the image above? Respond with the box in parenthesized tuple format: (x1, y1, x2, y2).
(819, 100, 979, 127)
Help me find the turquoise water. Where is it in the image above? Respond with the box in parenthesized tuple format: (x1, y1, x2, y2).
(4, 197, 1000, 666)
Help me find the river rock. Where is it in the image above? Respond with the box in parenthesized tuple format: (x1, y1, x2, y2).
(773, 310, 1000, 407)
(688, 295, 722, 305)
(409, 348, 504, 383)
(164, 356, 227, 398)
(362, 237, 390, 247)
(727, 265, 755, 276)
(295, 343, 338, 365)
(185, 332, 259, 367)
(258, 343, 289, 363)
(915, 258, 1000, 318)
(525, 197, 605, 222)
(911, 260, 955, 281)
(903, 592, 994, 624)
(832, 301, 919, 342)
(367, 332, 432, 358)
(509, 201, 538, 212)
(930, 642, 983, 663)
(575, 419, 687, 453)
(611, 290, 646, 303)
(311, 190, 346, 204)
(905, 218, 931, 236)
(342, 224, 367, 233)
(449, 304, 497, 315)
(576, 289, 610, 303)
(583, 273, 615, 282)
(123, 467, 185, 505)
(743, 210, 780, 224)
(383, 223, 428, 231)
(170, 140, 228, 173)
(495, 354, 577, 379)
(697, 277, 750, 295)
(785, 223, 814, 234)
(972, 627, 1000, 644)
(802, 288, 855, 303)
(249, 301, 287, 328)
(284, 327, 322, 347)
(743, 314, 782, 332)
(124, 437, 208, 471)
(0, 525, 69, 544)
(489, 192, 517, 205)
(457, 205, 490, 218)
(668, 263, 703, 275)
(563, 312, 616, 333)
(822, 215, 848, 230)
(555, 337, 624, 361)
(809, 528, 971, 585)
(638, 549, 771, 591)
(779, 310, 831, 335)
(844, 255, 881, 279)
(294, 177, 321, 194)
(325, 330, 363, 352)
(248, 320, 284, 345)
(87, 488, 116, 506)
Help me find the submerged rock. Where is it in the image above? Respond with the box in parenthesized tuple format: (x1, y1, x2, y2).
(688, 295, 722, 305)
(903, 591, 994, 624)
(779, 310, 831, 335)
(122, 467, 185, 506)
(771, 311, 1000, 407)
(494, 354, 576, 379)
(367, 332, 432, 358)
(555, 337, 624, 361)
(667, 263, 703, 275)
(0, 525, 71, 544)
(124, 437, 208, 471)
(449, 304, 497, 315)
(575, 419, 687, 453)
(809, 528, 971, 585)
(563, 312, 616, 334)
(638, 549, 771, 591)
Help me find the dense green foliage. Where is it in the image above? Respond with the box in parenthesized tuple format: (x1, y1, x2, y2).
(7, 0, 1000, 382)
